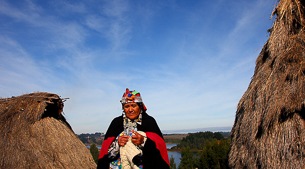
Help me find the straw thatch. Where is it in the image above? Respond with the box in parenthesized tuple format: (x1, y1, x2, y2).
(0, 92, 96, 169)
(229, 0, 305, 168)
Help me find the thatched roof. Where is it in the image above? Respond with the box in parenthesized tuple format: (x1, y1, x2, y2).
(229, 0, 305, 168)
(0, 92, 96, 169)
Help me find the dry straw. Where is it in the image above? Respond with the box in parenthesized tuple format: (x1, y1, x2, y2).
(229, 0, 305, 168)
(0, 92, 96, 169)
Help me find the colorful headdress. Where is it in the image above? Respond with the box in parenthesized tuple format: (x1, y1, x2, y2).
(120, 88, 143, 103)
(120, 88, 147, 111)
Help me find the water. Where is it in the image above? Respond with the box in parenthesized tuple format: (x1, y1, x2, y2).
(168, 151, 181, 167)
(166, 143, 177, 149)
(167, 143, 181, 167)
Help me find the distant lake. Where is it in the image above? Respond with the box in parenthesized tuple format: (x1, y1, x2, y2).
(167, 143, 181, 167)
(166, 143, 177, 149)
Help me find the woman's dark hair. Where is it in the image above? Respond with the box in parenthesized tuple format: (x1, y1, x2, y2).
(137, 102, 146, 112)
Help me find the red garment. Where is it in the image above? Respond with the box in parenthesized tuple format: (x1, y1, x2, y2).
(97, 112, 169, 169)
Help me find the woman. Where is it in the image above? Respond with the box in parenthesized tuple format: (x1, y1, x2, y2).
(97, 88, 170, 169)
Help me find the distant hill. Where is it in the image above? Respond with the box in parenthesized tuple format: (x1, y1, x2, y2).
(162, 126, 232, 134)
(163, 133, 188, 143)
(77, 132, 104, 145)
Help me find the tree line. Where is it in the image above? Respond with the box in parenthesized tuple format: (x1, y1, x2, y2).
(171, 131, 230, 169)
(78, 132, 104, 145)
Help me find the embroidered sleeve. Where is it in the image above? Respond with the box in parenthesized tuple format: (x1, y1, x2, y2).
(107, 136, 120, 160)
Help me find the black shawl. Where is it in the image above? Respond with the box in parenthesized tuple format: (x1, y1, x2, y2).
(97, 112, 170, 169)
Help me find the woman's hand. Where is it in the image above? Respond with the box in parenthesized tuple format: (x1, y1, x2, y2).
(131, 131, 144, 146)
(118, 134, 129, 147)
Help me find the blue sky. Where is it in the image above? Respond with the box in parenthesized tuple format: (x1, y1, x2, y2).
(0, 0, 277, 134)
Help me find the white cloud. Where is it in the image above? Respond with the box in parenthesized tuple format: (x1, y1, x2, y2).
(0, 0, 277, 134)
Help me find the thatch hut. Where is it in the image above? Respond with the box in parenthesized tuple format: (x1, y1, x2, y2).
(229, 0, 305, 168)
(0, 92, 96, 169)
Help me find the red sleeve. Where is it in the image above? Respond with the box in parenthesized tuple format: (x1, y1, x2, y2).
(146, 132, 170, 165)
(98, 136, 115, 159)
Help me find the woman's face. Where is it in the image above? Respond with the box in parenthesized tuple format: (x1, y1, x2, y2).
(123, 102, 141, 120)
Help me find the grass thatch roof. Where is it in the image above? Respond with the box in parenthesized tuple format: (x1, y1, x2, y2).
(229, 0, 305, 168)
(0, 92, 96, 169)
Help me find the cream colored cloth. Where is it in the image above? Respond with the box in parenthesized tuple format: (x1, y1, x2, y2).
(120, 131, 146, 169)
